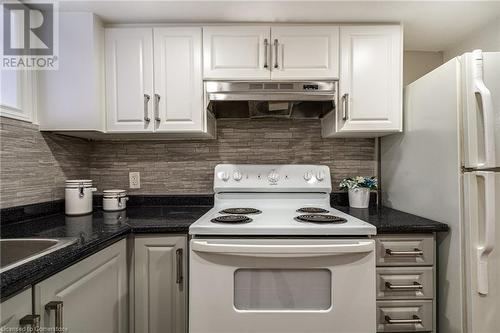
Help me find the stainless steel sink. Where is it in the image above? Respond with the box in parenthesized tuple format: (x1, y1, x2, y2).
(0, 238, 77, 273)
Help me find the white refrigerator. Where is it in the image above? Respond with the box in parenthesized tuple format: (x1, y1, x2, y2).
(381, 49, 500, 333)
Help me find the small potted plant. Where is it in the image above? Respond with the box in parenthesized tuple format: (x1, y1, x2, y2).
(339, 176, 377, 208)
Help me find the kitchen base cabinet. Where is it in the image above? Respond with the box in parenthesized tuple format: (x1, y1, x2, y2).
(0, 289, 34, 331)
(375, 234, 436, 333)
(134, 235, 187, 333)
(34, 239, 128, 333)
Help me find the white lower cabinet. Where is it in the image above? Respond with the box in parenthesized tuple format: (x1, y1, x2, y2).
(0, 289, 34, 331)
(134, 235, 187, 333)
(34, 239, 128, 333)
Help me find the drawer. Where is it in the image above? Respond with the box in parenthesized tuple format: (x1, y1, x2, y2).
(377, 300, 433, 332)
(376, 235, 434, 266)
(377, 267, 434, 300)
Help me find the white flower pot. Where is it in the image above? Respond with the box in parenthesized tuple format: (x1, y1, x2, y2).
(348, 188, 370, 208)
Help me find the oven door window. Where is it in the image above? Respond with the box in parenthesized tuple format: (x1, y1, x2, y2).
(234, 269, 332, 311)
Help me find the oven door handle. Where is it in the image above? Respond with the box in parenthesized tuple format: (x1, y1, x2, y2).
(191, 240, 374, 257)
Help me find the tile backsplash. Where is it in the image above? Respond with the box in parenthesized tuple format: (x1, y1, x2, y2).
(0, 117, 90, 208)
(90, 119, 376, 194)
(1, 117, 376, 208)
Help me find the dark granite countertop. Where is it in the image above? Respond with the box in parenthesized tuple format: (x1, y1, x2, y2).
(0, 205, 211, 301)
(333, 205, 449, 233)
(1, 195, 448, 302)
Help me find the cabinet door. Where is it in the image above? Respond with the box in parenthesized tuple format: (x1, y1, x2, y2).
(134, 236, 187, 333)
(270, 26, 339, 80)
(154, 27, 204, 132)
(0, 289, 33, 331)
(337, 25, 402, 134)
(203, 26, 271, 80)
(105, 28, 154, 132)
(34, 239, 127, 333)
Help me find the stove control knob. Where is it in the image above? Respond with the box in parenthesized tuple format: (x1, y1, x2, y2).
(218, 171, 230, 181)
(268, 170, 279, 182)
(316, 171, 325, 181)
(304, 171, 313, 181)
(233, 171, 242, 181)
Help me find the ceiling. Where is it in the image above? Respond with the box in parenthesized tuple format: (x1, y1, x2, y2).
(59, 0, 500, 51)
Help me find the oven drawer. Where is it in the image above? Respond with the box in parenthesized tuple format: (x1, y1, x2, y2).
(377, 267, 433, 300)
(377, 300, 433, 332)
(376, 235, 434, 266)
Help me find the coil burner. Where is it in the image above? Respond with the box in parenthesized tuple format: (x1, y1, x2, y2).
(219, 208, 262, 215)
(295, 214, 347, 224)
(211, 215, 253, 224)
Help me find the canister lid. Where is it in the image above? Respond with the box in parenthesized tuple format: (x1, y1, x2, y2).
(65, 179, 93, 188)
(103, 189, 127, 198)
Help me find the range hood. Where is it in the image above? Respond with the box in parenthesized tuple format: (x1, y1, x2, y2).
(205, 81, 337, 119)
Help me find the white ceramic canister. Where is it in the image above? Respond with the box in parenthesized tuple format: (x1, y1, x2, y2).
(102, 189, 128, 211)
(65, 180, 97, 215)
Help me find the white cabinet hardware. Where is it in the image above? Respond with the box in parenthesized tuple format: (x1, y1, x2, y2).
(143, 94, 151, 122)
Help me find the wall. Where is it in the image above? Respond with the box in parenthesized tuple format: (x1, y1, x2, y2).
(443, 16, 500, 61)
(0, 118, 377, 208)
(0, 117, 91, 208)
(90, 119, 376, 195)
(403, 51, 443, 85)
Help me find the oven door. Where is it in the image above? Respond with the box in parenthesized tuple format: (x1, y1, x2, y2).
(189, 238, 376, 333)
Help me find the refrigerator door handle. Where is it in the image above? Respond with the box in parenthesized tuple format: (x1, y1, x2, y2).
(475, 171, 496, 295)
(472, 50, 496, 169)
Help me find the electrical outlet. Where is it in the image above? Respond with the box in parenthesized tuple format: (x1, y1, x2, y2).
(129, 172, 140, 189)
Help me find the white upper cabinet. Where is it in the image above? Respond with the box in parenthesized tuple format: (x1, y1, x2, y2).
(154, 27, 204, 132)
(38, 13, 104, 131)
(105, 28, 154, 132)
(323, 25, 402, 137)
(203, 26, 271, 80)
(270, 26, 339, 80)
(203, 25, 340, 80)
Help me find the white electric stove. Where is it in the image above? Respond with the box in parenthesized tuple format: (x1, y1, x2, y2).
(189, 164, 376, 236)
(189, 164, 377, 333)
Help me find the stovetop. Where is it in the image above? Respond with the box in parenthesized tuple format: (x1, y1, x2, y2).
(189, 193, 376, 236)
(189, 164, 377, 236)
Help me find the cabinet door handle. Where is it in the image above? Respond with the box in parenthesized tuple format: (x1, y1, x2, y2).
(263, 39, 269, 69)
(385, 281, 423, 290)
(342, 93, 349, 120)
(273, 39, 279, 69)
(19, 314, 40, 330)
(385, 248, 424, 256)
(385, 315, 422, 325)
(45, 301, 63, 330)
(154, 93, 161, 122)
(176, 248, 183, 285)
(144, 94, 151, 122)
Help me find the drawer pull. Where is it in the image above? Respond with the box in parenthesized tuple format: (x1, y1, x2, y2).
(19, 314, 40, 330)
(385, 315, 422, 324)
(386, 248, 423, 256)
(385, 281, 423, 290)
(45, 301, 63, 330)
